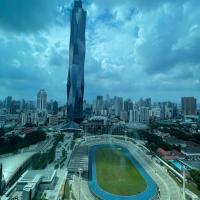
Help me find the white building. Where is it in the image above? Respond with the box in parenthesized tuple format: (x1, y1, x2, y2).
(150, 106, 162, 118)
(37, 89, 47, 112)
(129, 109, 140, 123)
(140, 107, 150, 123)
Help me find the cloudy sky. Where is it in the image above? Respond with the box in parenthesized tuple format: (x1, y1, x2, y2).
(0, 0, 199, 104)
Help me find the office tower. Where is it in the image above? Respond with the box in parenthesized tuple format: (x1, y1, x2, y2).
(139, 98, 151, 108)
(20, 112, 32, 126)
(37, 89, 47, 112)
(4, 96, 12, 113)
(67, 0, 86, 123)
(150, 106, 162, 119)
(10, 100, 20, 114)
(47, 100, 58, 114)
(146, 98, 151, 108)
(27, 101, 35, 111)
(140, 107, 150, 122)
(0, 163, 2, 195)
(95, 96, 103, 115)
(115, 97, 123, 117)
(124, 99, 133, 112)
(129, 109, 140, 123)
(20, 99, 26, 111)
(52, 101, 58, 115)
(120, 111, 128, 122)
(181, 97, 197, 116)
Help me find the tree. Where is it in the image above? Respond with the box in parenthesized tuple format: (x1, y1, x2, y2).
(190, 170, 200, 189)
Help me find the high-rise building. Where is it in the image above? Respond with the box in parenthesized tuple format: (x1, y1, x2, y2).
(181, 97, 197, 116)
(150, 106, 161, 118)
(37, 89, 47, 112)
(129, 109, 140, 123)
(0, 162, 2, 195)
(139, 98, 151, 108)
(120, 111, 128, 122)
(67, 0, 86, 123)
(52, 101, 58, 115)
(124, 99, 133, 112)
(95, 96, 103, 115)
(20, 99, 26, 111)
(140, 107, 150, 123)
(21, 112, 28, 126)
(47, 100, 58, 115)
(4, 96, 12, 113)
(115, 97, 123, 117)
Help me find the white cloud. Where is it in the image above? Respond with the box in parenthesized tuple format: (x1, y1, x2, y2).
(0, 0, 200, 102)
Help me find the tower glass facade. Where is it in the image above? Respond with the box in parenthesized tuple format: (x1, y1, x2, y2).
(67, 0, 86, 123)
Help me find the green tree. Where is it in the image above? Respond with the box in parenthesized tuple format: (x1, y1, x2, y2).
(190, 170, 200, 189)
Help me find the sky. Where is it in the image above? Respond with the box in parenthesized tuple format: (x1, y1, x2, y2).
(0, 0, 199, 104)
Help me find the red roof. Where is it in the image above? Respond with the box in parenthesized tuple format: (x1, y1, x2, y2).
(157, 148, 168, 156)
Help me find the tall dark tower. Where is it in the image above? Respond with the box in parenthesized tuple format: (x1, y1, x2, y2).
(0, 163, 2, 195)
(67, 0, 86, 123)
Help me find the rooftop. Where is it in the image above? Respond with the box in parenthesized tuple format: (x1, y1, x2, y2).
(89, 116, 108, 121)
(165, 136, 187, 146)
(181, 146, 200, 155)
(0, 152, 36, 183)
(19, 169, 56, 183)
(181, 160, 200, 170)
(61, 121, 81, 130)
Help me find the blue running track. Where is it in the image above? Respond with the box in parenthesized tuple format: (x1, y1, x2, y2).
(88, 144, 158, 200)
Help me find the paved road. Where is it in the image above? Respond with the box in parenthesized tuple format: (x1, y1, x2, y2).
(127, 142, 182, 200)
(72, 175, 95, 200)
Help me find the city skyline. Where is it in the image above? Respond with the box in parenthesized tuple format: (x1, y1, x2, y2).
(0, 0, 200, 102)
(0, 93, 200, 107)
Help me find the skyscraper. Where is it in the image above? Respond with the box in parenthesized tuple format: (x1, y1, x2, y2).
(181, 97, 197, 116)
(37, 89, 47, 112)
(4, 96, 12, 113)
(115, 97, 123, 117)
(0, 163, 2, 195)
(67, 0, 86, 123)
(95, 96, 103, 115)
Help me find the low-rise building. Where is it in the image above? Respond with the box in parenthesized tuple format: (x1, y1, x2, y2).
(83, 116, 112, 135)
(181, 146, 200, 160)
(165, 136, 187, 148)
(17, 169, 57, 200)
(49, 115, 59, 126)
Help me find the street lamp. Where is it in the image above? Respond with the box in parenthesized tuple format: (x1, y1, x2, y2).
(125, 130, 127, 141)
(78, 168, 83, 200)
(84, 129, 87, 142)
(182, 165, 186, 200)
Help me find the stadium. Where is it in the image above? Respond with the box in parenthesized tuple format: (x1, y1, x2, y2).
(68, 134, 181, 200)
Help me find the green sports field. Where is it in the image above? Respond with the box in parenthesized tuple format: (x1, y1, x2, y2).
(95, 147, 147, 196)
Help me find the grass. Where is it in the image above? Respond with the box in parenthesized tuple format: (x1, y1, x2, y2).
(63, 180, 70, 199)
(187, 183, 200, 197)
(95, 147, 147, 196)
(63, 180, 76, 200)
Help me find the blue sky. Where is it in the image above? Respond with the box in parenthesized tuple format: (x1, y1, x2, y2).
(0, 0, 199, 104)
